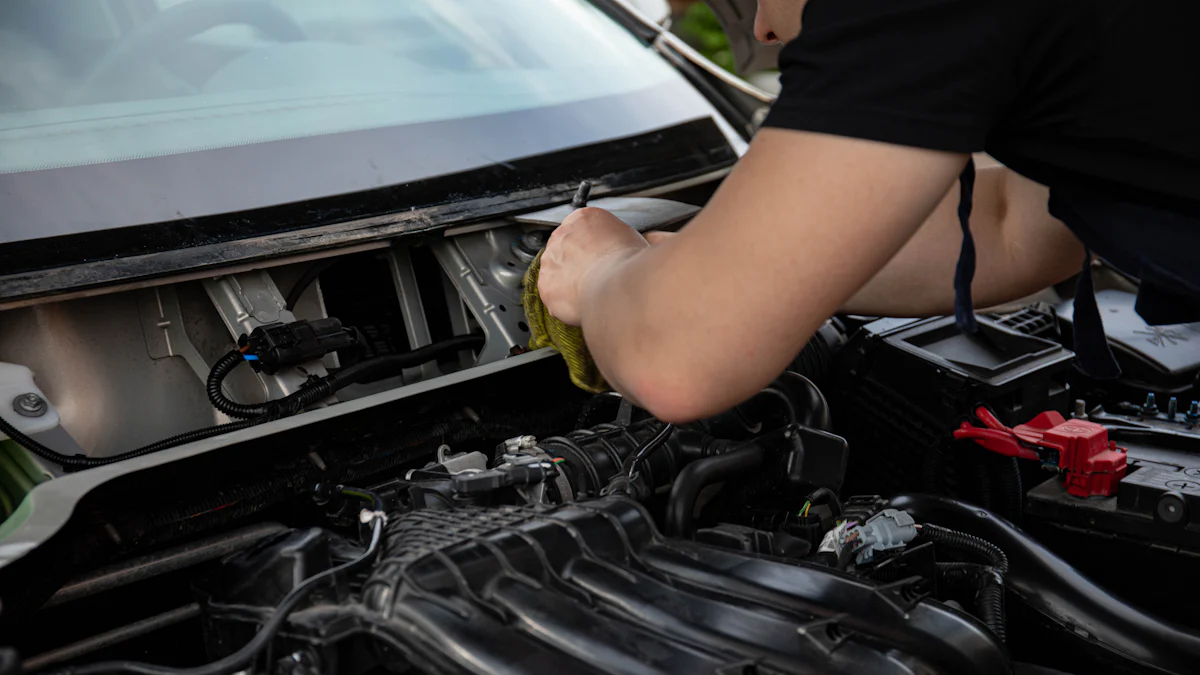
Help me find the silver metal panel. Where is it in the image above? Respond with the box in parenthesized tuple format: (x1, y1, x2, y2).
(0, 294, 220, 457)
(432, 226, 531, 365)
(385, 247, 440, 381)
(202, 272, 327, 400)
(136, 286, 212, 385)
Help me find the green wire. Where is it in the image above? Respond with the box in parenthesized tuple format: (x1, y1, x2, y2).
(798, 500, 811, 517)
(340, 488, 378, 509)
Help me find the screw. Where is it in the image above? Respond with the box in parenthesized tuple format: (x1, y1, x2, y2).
(12, 393, 47, 418)
(1143, 392, 1158, 416)
(1187, 401, 1200, 424)
(1072, 399, 1087, 419)
(1168, 397, 1178, 419)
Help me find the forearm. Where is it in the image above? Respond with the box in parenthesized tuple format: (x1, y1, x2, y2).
(844, 162, 1085, 315)
(575, 132, 966, 422)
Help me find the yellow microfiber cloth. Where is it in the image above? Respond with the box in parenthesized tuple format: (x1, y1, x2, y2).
(522, 250, 609, 393)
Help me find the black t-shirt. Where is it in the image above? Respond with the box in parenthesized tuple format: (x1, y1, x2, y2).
(763, 0, 1199, 215)
(762, 0, 1200, 375)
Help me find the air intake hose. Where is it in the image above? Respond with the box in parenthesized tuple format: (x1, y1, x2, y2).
(891, 494, 1200, 674)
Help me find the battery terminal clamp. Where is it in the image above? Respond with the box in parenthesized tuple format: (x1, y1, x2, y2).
(954, 406, 1127, 498)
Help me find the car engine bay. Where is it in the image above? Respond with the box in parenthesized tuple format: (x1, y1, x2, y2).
(2, 190, 1200, 675)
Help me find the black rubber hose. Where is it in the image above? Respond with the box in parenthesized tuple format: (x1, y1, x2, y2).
(0, 414, 262, 470)
(208, 334, 485, 420)
(327, 334, 483, 389)
(737, 372, 832, 432)
(664, 443, 764, 538)
(805, 487, 843, 518)
(285, 258, 337, 311)
(891, 494, 1200, 675)
(789, 320, 845, 389)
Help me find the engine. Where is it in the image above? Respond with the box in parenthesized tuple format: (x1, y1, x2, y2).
(187, 378, 1020, 675)
(3, 241, 1200, 675)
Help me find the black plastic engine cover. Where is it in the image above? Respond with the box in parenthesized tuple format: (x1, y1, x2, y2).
(359, 497, 1008, 675)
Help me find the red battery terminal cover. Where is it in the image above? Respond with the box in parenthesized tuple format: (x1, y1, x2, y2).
(954, 407, 1127, 498)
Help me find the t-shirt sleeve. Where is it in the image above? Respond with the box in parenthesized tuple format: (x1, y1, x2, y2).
(763, 0, 1027, 153)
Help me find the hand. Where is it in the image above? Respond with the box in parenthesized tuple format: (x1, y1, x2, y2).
(538, 207, 648, 326)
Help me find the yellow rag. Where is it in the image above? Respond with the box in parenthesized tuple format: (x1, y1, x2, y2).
(522, 250, 608, 393)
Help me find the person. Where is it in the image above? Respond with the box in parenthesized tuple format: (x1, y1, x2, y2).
(537, 0, 1200, 423)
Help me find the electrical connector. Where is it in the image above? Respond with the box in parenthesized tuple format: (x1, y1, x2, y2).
(239, 318, 358, 375)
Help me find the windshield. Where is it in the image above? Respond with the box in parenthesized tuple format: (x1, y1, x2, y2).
(0, 0, 721, 247)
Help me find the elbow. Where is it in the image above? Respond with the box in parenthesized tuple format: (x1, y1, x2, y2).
(617, 366, 737, 425)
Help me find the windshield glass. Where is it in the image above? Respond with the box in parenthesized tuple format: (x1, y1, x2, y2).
(0, 0, 719, 245)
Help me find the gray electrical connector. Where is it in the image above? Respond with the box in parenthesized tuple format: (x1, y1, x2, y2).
(855, 509, 918, 564)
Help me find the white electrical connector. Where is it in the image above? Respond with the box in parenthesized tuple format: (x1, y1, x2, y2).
(359, 509, 387, 525)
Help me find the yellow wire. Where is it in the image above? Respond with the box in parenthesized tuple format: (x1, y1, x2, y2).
(801, 500, 811, 518)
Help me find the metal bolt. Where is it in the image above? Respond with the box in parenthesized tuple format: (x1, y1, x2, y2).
(1187, 401, 1200, 424)
(12, 393, 47, 418)
(512, 229, 552, 264)
(1143, 392, 1158, 415)
(571, 180, 593, 208)
(1072, 399, 1087, 419)
(1168, 397, 1179, 419)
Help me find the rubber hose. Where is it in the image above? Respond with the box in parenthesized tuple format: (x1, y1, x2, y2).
(664, 444, 764, 538)
(891, 494, 1200, 675)
(789, 320, 845, 389)
(806, 486, 843, 518)
(744, 372, 833, 432)
(324, 334, 484, 388)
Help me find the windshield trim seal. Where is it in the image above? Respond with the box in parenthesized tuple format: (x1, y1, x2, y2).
(0, 118, 735, 304)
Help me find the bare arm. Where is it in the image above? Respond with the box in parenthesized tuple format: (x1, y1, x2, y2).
(843, 157, 1086, 315)
(542, 129, 967, 422)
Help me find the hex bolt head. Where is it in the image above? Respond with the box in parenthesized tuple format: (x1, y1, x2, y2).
(12, 393, 47, 418)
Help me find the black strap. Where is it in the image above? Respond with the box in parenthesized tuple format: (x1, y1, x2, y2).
(1070, 252, 1122, 379)
(953, 158, 978, 333)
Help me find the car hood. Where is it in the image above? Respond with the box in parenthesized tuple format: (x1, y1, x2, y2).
(703, 0, 781, 74)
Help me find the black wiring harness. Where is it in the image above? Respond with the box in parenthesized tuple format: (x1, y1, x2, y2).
(920, 523, 1010, 642)
(207, 333, 484, 420)
(0, 414, 263, 471)
(50, 487, 386, 675)
(0, 333, 483, 470)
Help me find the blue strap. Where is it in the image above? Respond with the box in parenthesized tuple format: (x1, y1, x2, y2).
(953, 158, 978, 333)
